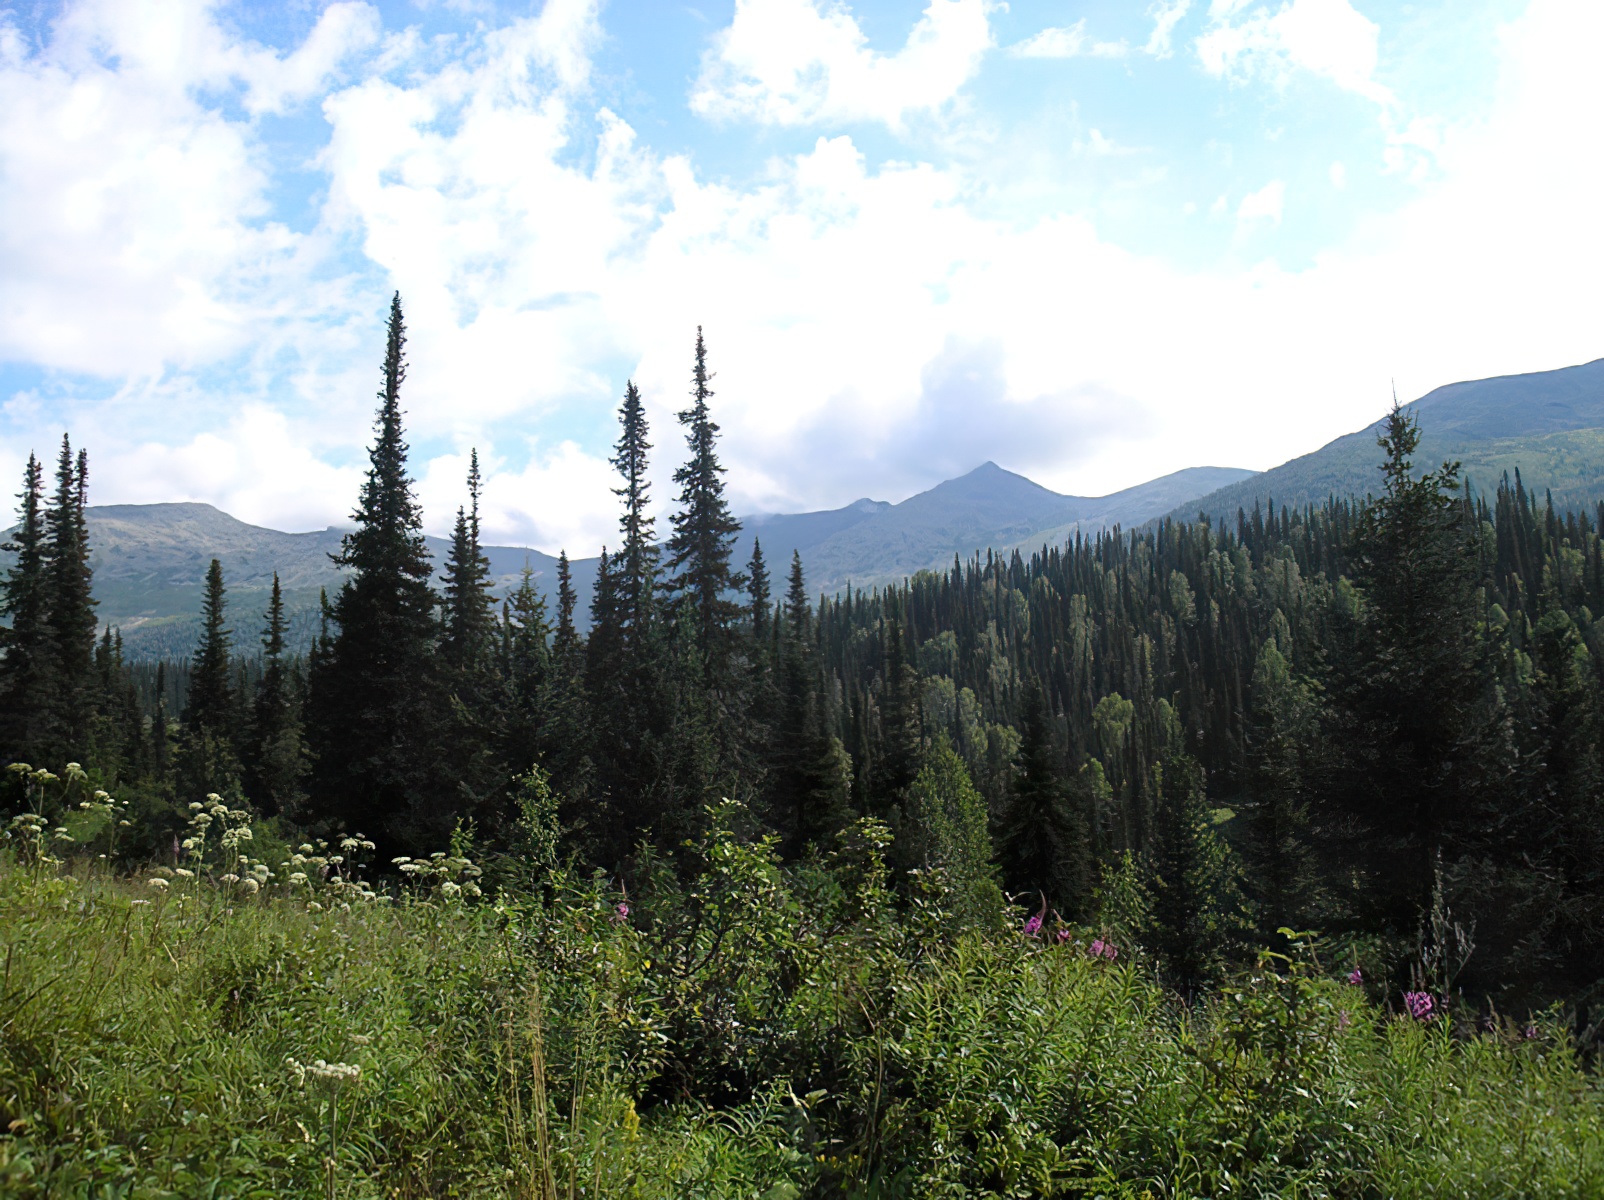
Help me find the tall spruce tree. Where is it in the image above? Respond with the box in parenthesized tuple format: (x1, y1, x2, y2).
(440, 450, 495, 673)
(1001, 679, 1091, 918)
(44, 436, 96, 763)
(748, 538, 771, 643)
(248, 574, 306, 816)
(1332, 400, 1495, 930)
(666, 328, 744, 691)
(0, 453, 53, 762)
(186, 559, 233, 736)
(612, 382, 659, 645)
(306, 293, 440, 848)
(175, 558, 243, 801)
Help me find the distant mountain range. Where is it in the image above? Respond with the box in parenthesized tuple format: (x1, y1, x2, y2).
(65, 463, 1254, 659)
(1171, 357, 1604, 525)
(26, 354, 1604, 660)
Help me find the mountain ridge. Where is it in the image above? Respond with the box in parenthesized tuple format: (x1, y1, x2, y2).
(1171, 357, 1604, 525)
(56, 461, 1255, 658)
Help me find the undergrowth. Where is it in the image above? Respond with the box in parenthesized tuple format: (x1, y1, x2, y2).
(0, 787, 1599, 1197)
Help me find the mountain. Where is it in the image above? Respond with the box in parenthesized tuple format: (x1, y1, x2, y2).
(1171, 357, 1604, 525)
(43, 461, 1251, 659)
(757, 464, 1257, 595)
(80, 504, 571, 661)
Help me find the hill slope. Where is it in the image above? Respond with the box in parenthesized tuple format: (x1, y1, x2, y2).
(57, 462, 1251, 658)
(1173, 357, 1604, 524)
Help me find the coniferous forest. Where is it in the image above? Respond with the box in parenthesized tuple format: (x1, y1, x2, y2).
(1, 296, 1602, 1196)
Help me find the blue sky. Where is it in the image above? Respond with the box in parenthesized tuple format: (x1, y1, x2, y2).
(0, 0, 1599, 552)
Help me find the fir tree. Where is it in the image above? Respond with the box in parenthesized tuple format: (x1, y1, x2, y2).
(440, 450, 495, 673)
(248, 574, 306, 817)
(1000, 679, 1091, 919)
(306, 293, 440, 848)
(0, 453, 53, 762)
(186, 559, 233, 736)
(43, 436, 96, 762)
(1143, 750, 1245, 1001)
(612, 382, 659, 645)
(748, 538, 771, 642)
(666, 328, 745, 690)
(552, 551, 580, 672)
(1332, 400, 1495, 929)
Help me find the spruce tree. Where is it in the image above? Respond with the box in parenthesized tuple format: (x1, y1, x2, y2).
(612, 382, 659, 645)
(1143, 750, 1245, 1001)
(306, 293, 440, 848)
(1332, 400, 1494, 929)
(1001, 679, 1091, 919)
(552, 551, 580, 671)
(771, 552, 847, 851)
(0, 453, 54, 762)
(248, 574, 306, 816)
(186, 559, 233, 736)
(43, 436, 97, 762)
(665, 328, 745, 690)
(747, 538, 771, 642)
(440, 450, 495, 673)
(1242, 632, 1320, 941)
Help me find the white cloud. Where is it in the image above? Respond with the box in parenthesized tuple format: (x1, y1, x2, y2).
(1329, 160, 1346, 188)
(1197, 0, 1392, 106)
(690, 0, 995, 129)
(1011, 20, 1128, 60)
(0, 0, 380, 378)
(1237, 178, 1284, 225)
(6, 0, 1604, 562)
(94, 405, 362, 533)
(1145, 0, 1193, 58)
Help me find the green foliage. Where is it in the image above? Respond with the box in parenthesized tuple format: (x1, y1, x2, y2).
(898, 738, 1002, 928)
(1, 786, 1601, 1196)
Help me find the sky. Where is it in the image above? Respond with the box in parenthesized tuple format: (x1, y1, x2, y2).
(0, 0, 1601, 553)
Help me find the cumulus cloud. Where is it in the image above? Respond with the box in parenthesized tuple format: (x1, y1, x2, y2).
(690, 0, 995, 129)
(1010, 20, 1128, 60)
(0, 0, 379, 377)
(5, 0, 1604, 561)
(1197, 0, 1392, 105)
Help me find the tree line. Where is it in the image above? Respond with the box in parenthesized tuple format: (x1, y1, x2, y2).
(3, 293, 1602, 1014)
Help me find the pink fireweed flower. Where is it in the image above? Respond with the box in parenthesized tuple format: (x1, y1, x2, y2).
(1089, 939, 1119, 961)
(1403, 991, 1437, 1022)
(611, 901, 630, 924)
(1056, 928, 1072, 945)
(1347, 967, 1363, 986)
(1022, 914, 1042, 938)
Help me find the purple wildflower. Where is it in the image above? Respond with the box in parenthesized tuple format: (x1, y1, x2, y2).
(1403, 991, 1437, 1022)
(1089, 939, 1119, 961)
(1023, 914, 1042, 938)
(1347, 967, 1363, 986)
(611, 901, 630, 924)
(1056, 928, 1072, 945)
(1525, 1025, 1538, 1040)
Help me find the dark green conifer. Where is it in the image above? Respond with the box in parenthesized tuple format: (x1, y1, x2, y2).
(0, 453, 54, 762)
(1000, 679, 1091, 919)
(666, 328, 745, 689)
(43, 436, 97, 761)
(248, 574, 306, 816)
(186, 559, 233, 736)
(440, 450, 495, 673)
(306, 293, 440, 847)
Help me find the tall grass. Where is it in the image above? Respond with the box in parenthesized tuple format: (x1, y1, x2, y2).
(0, 801, 1600, 1197)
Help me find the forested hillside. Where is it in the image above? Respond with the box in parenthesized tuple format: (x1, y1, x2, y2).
(1175, 356, 1604, 522)
(2, 297, 1601, 1193)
